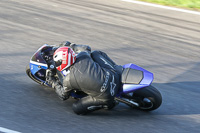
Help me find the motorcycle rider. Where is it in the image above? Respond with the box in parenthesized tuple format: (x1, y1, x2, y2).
(47, 41, 122, 115)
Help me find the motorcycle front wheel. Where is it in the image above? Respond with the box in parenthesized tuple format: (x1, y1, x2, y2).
(26, 65, 44, 85)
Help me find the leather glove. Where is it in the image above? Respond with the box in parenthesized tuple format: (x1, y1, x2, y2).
(52, 80, 70, 100)
(46, 69, 56, 86)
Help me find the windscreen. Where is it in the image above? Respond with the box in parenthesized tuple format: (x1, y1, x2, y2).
(31, 44, 49, 64)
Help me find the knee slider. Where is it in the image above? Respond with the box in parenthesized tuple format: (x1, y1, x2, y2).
(72, 96, 104, 115)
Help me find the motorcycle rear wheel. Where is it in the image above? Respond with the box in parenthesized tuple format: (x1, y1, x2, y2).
(131, 85, 162, 111)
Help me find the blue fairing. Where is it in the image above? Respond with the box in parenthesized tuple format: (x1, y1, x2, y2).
(29, 44, 50, 82)
(30, 63, 48, 75)
(122, 63, 154, 93)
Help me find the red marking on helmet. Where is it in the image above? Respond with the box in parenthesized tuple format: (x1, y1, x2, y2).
(54, 46, 76, 71)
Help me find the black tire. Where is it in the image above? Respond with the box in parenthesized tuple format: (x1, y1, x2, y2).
(132, 85, 162, 111)
(26, 64, 44, 85)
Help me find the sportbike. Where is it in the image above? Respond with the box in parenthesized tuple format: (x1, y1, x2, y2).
(26, 44, 162, 112)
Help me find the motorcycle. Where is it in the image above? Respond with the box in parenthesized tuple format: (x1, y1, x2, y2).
(26, 44, 162, 112)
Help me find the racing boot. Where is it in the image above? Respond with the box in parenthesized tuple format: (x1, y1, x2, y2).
(103, 100, 119, 110)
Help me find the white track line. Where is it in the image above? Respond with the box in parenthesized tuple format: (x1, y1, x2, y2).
(121, 0, 200, 15)
(0, 127, 21, 133)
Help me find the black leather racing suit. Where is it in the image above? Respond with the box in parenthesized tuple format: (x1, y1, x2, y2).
(50, 43, 122, 114)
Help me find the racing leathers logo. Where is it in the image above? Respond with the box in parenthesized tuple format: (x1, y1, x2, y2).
(100, 72, 116, 96)
(100, 71, 110, 93)
(110, 75, 116, 96)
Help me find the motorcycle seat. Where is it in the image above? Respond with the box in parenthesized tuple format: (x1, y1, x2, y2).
(121, 68, 143, 84)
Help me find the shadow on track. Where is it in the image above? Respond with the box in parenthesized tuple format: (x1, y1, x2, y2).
(152, 81, 200, 116)
(2, 72, 199, 118)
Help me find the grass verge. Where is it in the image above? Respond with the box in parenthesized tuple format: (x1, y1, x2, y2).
(139, 0, 200, 11)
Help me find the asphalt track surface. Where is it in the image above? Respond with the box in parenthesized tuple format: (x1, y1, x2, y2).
(0, 0, 200, 133)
